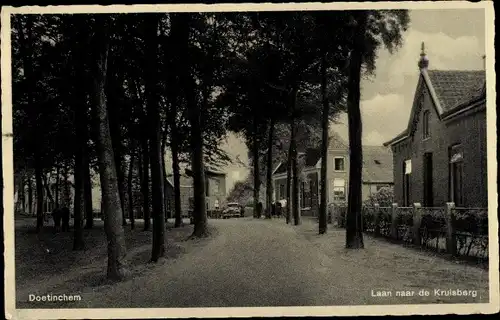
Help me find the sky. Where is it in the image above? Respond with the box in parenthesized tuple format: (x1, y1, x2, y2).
(167, 8, 486, 194)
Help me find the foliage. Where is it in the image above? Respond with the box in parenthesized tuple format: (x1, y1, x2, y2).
(363, 186, 394, 208)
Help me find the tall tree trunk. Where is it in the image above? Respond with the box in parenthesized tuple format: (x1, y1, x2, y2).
(54, 165, 60, 208)
(28, 176, 33, 215)
(161, 134, 169, 220)
(21, 178, 26, 213)
(265, 118, 275, 219)
(319, 51, 329, 235)
(71, 17, 88, 249)
(73, 150, 85, 250)
(34, 155, 44, 232)
(141, 138, 151, 231)
(252, 118, 261, 219)
(84, 155, 94, 229)
(190, 119, 208, 236)
(145, 16, 166, 261)
(170, 123, 182, 228)
(173, 13, 209, 237)
(17, 16, 43, 230)
(109, 104, 127, 226)
(166, 20, 183, 228)
(345, 12, 367, 249)
(92, 15, 128, 279)
(115, 148, 127, 226)
(285, 141, 292, 224)
(127, 151, 135, 229)
(290, 90, 300, 226)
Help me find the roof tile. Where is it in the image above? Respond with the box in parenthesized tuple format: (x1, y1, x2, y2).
(427, 70, 485, 113)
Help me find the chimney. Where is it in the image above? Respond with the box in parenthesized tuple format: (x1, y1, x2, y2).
(418, 42, 429, 70)
(482, 54, 486, 70)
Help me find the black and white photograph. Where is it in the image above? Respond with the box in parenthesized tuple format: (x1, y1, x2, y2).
(1, 2, 498, 318)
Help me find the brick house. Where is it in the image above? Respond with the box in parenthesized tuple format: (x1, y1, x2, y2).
(272, 131, 393, 216)
(383, 43, 487, 208)
(165, 168, 227, 217)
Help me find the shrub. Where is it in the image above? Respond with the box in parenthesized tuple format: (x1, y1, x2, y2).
(364, 186, 394, 207)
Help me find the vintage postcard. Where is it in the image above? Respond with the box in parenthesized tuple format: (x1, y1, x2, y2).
(2, 1, 498, 319)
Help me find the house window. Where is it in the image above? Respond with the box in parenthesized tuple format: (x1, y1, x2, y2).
(279, 184, 285, 200)
(332, 178, 346, 202)
(423, 110, 430, 139)
(334, 157, 345, 171)
(449, 144, 464, 206)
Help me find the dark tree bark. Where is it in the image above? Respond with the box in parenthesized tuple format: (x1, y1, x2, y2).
(21, 178, 26, 213)
(72, 149, 85, 250)
(127, 151, 135, 229)
(108, 83, 127, 226)
(290, 90, 300, 226)
(145, 15, 166, 261)
(345, 12, 367, 249)
(265, 118, 275, 219)
(285, 141, 292, 224)
(54, 165, 60, 208)
(92, 15, 128, 279)
(252, 117, 261, 219)
(319, 51, 329, 235)
(83, 155, 94, 229)
(170, 117, 183, 228)
(72, 17, 88, 250)
(171, 13, 209, 237)
(17, 16, 44, 231)
(28, 176, 33, 215)
(161, 133, 170, 220)
(34, 157, 44, 232)
(141, 137, 151, 231)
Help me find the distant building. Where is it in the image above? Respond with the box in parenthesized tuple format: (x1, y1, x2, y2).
(384, 43, 487, 207)
(165, 168, 227, 217)
(272, 131, 393, 216)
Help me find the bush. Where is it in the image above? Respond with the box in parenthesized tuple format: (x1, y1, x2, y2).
(364, 186, 394, 207)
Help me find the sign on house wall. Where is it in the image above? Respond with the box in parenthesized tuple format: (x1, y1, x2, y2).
(404, 159, 412, 174)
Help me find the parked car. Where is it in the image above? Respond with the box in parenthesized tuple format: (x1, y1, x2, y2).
(222, 202, 244, 218)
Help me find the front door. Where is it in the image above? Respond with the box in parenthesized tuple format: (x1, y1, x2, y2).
(423, 153, 434, 207)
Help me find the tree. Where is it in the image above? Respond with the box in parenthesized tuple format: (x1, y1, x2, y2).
(70, 16, 89, 250)
(91, 15, 128, 279)
(144, 14, 166, 261)
(344, 10, 409, 248)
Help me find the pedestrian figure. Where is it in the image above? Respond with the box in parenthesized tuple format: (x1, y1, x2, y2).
(276, 202, 282, 218)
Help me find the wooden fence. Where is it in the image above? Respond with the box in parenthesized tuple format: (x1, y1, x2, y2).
(331, 202, 488, 259)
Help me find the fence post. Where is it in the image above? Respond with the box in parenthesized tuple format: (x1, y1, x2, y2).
(413, 203, 422, 245)
(390, 203, 398, 239)
(445, 202, 457, 256)
(374, 203, 380, 236)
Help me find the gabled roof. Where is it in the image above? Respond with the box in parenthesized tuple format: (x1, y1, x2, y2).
(362, 146, 393, 183)
(384, 68, 486, 147)
(427, 70, 485, 114)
